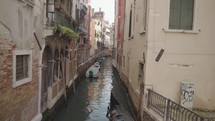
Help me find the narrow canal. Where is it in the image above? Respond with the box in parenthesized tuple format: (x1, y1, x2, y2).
(53, 57, 133, 121)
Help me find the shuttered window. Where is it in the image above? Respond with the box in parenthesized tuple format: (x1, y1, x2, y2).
(169, 0, 194, 30)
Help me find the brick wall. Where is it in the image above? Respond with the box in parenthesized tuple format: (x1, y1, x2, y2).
(0, 22, 39, 121)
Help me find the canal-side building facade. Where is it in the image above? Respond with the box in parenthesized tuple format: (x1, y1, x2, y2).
(89, 9, 96, 57)
(119, 0, 147, 119)
(109, 23, 114, 51)
(93, 8, 105, 50)
(114, 0, 125, 73)
(77, 0, 88, 65)
(104, 21, 111, 49)
(42, 0, 79, 115)
(0, 0, 44, 120)
(112, 0, 119, 68)
(116, 0, 215, 120)
(0, 0, 102, 120)
(112, 23, 117, 67)
(143, 0, 215, 113)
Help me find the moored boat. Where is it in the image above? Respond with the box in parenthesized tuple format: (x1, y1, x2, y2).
(85, 62, 100, 78)
(106, 93, 135, 121)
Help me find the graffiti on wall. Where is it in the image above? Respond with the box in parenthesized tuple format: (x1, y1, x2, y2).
(181, 83, 194, 108)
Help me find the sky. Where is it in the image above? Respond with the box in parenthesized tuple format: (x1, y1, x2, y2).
(89, 0, 115, 23)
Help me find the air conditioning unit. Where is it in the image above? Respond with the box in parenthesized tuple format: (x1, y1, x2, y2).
(180, 82, 194, 109)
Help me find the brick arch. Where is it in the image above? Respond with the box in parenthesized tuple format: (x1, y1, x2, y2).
(41, 45, 52, 112)
(42, 45, 52, 64)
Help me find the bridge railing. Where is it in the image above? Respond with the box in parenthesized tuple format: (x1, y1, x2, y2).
(147, 89, 214, 121)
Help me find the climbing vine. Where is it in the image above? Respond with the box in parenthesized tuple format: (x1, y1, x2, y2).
(53, 25, 79, 41)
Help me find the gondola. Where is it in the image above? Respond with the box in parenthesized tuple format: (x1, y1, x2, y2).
(106, 93, 135, 121)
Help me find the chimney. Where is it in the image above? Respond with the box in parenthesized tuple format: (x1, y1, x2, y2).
(99, 8, 101, 12)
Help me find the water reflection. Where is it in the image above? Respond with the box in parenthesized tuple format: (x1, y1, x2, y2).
(53, 57, 131, 121)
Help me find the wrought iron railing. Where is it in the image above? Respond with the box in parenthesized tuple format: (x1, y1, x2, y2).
(80, 3, 87, 14)
(46, 10, 76, 31)
(147, 89, 168, 117)
(147, 89, 214, 121)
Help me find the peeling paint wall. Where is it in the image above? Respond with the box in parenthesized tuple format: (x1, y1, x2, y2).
(0, 0, 44, 120)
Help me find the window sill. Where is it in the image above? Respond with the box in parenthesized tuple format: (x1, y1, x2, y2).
(13, 77, 32, 88)
(20, 0, 35, 7)
(162, 28, 200, 34)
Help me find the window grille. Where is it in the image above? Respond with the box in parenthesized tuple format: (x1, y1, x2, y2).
(16, 55, 29, 81)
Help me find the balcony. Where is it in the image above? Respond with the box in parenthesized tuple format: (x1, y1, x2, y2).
(44, 9, 78, 37)
(79, 24, 87, 35)
(46, 10, 76, 30)
(80, 3, 87, 15)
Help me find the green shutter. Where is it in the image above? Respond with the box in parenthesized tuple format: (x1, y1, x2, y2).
(169, 0, 181, 29)
(180, 0, 194, 30)
(169, 0, 194, 30)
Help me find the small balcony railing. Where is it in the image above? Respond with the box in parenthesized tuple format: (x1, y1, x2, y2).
(46, 10, 76, 31)
(80, 3, 87, 14)
(79, 24, 87, 34)
(147, 89, 214, 121)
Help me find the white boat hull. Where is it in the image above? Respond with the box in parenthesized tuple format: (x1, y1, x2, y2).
(86, 62, 100, 78)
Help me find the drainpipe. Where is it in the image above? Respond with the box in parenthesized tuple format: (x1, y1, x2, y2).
(32, 50, 43, 121)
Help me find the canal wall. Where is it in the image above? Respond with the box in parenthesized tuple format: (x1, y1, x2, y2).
(76, 49, 112, 79)
(77, 56, 96, 80)
(112, 66, 139, 120)
(114, 65, 156, 121)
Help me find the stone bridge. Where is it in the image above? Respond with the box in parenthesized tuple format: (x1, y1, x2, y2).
(96, 49, 112, 58)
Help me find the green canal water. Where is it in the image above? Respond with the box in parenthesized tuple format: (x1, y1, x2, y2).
(52, 57, 133, 121)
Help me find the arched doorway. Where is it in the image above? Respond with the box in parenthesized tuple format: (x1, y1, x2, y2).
(41, 46, 52, 112)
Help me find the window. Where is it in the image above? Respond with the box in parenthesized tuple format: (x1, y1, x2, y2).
(16, 55, 29, 80)
(129, 5, 133, 37)
(13, 50, 32, 87)
(60, 0, 65, 4)
(19, 0, 35, 7)
(123, 56, 125, 67)
(169, 0, 194, 30)
(138, 62, 144, 81)
(143, 0, 147, 30)
(84, 38, 86, 44)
